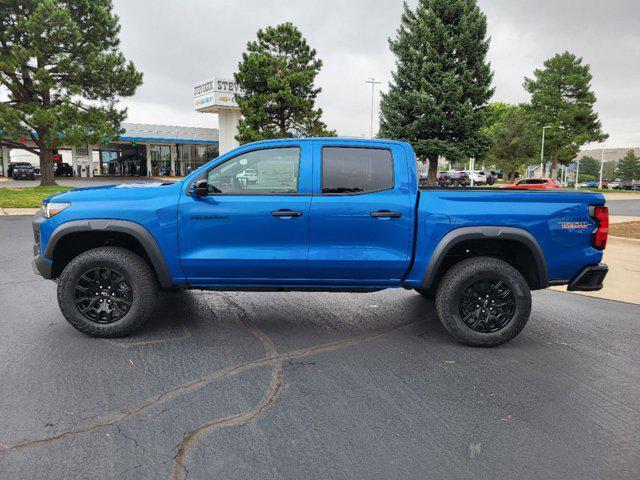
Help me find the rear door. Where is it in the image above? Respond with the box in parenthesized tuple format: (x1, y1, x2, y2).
(178, 143, 312, 284)
(307, 142, 413, 284)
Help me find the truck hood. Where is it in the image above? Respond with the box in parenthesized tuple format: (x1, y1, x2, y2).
(44, 181, 180, 203)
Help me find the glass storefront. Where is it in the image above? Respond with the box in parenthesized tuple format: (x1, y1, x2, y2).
(89, 142, 217, 177)
(97, 145, 147, 176)
(176, 144, 218, 176)
(150, 144, 171, 176)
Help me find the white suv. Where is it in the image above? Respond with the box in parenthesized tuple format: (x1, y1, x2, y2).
(466, 170, 487, 185)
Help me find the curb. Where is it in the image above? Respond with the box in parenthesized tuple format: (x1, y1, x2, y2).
(0, 208, 40, 216)
(608, 235, 640, 244)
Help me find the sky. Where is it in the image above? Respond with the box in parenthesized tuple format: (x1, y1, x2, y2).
(109, 0, 640, 148)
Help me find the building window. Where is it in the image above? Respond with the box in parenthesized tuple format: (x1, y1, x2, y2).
(176, 144, 218, 176)
(177, 144, 194, 176)
(150, 145, 171, 176)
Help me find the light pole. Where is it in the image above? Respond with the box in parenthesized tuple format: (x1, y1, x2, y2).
(598, 147, 605, 189)
(539, 126, 551, 177)
(365, 78, 382, 139)
(574, 157, 580, 190)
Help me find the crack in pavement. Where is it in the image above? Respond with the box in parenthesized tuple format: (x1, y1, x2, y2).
(1, 321, 414, 452)
(168, 293, 285, 480)
(1, 290, 416, 478)
(1, 321, 414, 453)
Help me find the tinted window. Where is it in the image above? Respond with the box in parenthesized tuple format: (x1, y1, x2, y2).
(322, 147, 393, 194)
(206, 147, 300, 195)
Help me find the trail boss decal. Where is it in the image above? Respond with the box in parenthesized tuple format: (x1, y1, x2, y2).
(559, 221, 590, 229)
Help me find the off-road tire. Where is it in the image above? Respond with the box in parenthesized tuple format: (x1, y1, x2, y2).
(57, 247, 158, 337)
(435, 257, 531, 347)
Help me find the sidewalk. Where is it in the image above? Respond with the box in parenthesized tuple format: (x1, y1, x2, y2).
(551, 235, 640, 305)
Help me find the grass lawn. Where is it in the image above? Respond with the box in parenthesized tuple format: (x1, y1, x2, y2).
(0, 186, 74, 208)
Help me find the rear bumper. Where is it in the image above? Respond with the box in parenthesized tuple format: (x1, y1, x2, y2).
(567, 263, 608, 291)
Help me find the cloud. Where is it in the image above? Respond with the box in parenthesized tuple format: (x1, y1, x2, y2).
(112, 0, 640, 148)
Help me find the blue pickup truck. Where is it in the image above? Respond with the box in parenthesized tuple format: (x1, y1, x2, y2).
(32, 138, 609, 347)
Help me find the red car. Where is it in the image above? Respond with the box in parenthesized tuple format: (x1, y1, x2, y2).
(503, 178, 561, 189)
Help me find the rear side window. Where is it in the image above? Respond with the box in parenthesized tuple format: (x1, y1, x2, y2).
(322, 147, 394, 194)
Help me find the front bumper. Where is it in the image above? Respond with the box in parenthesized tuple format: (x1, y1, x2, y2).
(31, 210, 53, 280)
(567, 263, 608, 291)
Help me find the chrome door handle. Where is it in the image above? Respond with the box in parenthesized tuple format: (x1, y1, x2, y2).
(271, 210, 303, 217)
(370, 210, 402, 218)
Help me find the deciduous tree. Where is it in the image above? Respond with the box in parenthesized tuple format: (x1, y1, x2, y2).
(486, 104, 536, 181)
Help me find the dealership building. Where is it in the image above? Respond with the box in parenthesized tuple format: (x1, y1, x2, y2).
(1, 76, 247, 178)
(0, 122, 219, 178)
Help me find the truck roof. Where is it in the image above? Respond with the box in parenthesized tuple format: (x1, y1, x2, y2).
(240, 137, 411, 149)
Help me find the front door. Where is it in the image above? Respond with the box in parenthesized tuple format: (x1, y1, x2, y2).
(308, 143, 413, 284)
(178, 144, 312, 285)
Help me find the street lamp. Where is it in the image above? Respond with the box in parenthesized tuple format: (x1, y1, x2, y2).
(365, 78, 382, 139)
(598, 147, 605, 189)
(539, 126, 551, 177)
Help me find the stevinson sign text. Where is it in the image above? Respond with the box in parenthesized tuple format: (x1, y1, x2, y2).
(193, 77, 243, 112)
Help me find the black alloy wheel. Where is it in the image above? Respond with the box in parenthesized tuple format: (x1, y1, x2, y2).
(74, 267, 132, 324)
(458, 279, 516, 333)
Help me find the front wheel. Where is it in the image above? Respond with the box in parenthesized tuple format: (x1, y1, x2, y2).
(57, 247, 158, 337)
(435, 257, 531, 347)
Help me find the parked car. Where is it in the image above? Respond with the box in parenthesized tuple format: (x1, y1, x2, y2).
(615, 181, 640, 190)
(54, 162, 73, 177)
(466, 170, 487, 185)
(485, 171, 497, 185)
(436, 171, 450, 187)
(447, 170, 470, 187)
(10, 162, 36, 180)
(503, 178, 561, 189)
(585, 180, 609, 189)
(33, 138, 608, 348)
(8, 162, 34, 178)
(236, 167, 258, 184)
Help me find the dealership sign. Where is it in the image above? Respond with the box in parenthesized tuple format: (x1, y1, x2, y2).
(193, 77, 243, 112)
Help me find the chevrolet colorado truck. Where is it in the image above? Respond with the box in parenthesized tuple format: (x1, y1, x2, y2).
(32, 138, 609, 347)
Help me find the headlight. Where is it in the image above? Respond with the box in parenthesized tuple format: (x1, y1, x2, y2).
(43, 202, 71, 219)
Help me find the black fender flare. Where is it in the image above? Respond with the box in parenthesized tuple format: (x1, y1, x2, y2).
(421, 226, 548, 290)
(45, 219, 173, 288)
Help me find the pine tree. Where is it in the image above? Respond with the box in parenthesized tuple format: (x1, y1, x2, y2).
(578, 156, 600, 177)
(379, 0, 494, 186)
(616, 150, 639, 181)
(524, 52, 607, 179)
(0, 0, 142, 185)
(234, 23, 334, 143)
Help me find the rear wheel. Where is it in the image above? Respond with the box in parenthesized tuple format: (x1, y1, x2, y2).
(57, 247, 158, 337)
(435, 257, 531, 347)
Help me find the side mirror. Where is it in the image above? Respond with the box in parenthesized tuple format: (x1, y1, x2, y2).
(191, 179, 208, 197)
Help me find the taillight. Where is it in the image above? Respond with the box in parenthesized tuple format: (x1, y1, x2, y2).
(590, 206, 609, 250)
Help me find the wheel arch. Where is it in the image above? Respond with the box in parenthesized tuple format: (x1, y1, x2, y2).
(422, 226, 548, 291)
(45, 219, 172, 288)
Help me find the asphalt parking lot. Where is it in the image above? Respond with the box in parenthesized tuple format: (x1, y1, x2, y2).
(1, 215, 639, 480)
